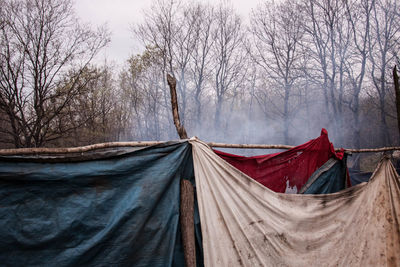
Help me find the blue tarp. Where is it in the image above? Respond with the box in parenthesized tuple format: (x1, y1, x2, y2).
(300, 158, 348, 194)
(0, 141, 193, 267)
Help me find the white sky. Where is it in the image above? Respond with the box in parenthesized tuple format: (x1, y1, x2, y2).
(75, 0, 261, 67)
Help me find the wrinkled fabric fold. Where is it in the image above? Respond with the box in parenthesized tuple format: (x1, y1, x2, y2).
(191, 138, 400, 266)
(214, 129, 346, 193)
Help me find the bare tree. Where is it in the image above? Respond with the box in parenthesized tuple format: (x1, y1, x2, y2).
(344, 0, 373, 151)
(135, 1, 222, 135)
(55, 64, 119, 146)
(0, 0, 109, 147)
(212, 2, 246, 134)
(302, 0, 353, 145)
(369, 0, 400, 146)
(250, 0, 305, 144)
(120, 46, 174, 140)
(189, 3, 215, 128)
(122, 0, 400, 148)
(171, 2, 203, 125)
(135, 0, 190, 128)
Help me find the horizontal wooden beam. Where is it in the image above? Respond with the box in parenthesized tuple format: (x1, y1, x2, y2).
(0, 141, 164, 155)
(0, 141, 399, 155)
(340, 147, 400, 153)
(209, 142, 400, 153)
(208, 142, 294, 150)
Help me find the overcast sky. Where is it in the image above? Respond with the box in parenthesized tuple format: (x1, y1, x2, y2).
(75, 0, 261, 67)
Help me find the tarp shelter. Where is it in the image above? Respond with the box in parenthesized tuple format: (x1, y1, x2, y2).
(191, 138, 400, 266)
(0, 141, 198, 267)
(0, 134, 399, 266)
(215, 129, 348, 193)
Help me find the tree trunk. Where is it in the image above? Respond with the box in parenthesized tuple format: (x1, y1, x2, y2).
(283, 86, 290, 145)
(214, 96, 223, 133)
(352, 95, 361, 169)
(380, 99, 390, 146)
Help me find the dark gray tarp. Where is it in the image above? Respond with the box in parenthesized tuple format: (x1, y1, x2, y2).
(0, 141, 193, 267)
(349, 168, 400, 186)
(349, 169, 372, 185)
(300, 157, 348, 194)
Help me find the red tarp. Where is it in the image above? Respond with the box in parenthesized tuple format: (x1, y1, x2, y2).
(214, 129, 346, 193)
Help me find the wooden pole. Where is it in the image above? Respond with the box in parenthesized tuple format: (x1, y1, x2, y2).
(0, 141, 164, 155)
(167, 74, 188, 139)
(209, 142, 400, 153)
(1, 141, 400, 156)
(208, 142, 294, 150)
(166, 74, 195, 267)
(393, 65, 400, 144)
(180, 179, 196, 267)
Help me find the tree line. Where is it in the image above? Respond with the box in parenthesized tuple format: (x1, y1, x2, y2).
(0, 0, 399, 149)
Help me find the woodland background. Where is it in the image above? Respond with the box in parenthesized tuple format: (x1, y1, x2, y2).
(0, 0, 399, 152)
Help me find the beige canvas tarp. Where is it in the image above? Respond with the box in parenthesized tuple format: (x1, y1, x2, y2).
(190, 139, 400, 266)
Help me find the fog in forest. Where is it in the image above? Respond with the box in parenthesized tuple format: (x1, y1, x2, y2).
(0, 0, 399, 161)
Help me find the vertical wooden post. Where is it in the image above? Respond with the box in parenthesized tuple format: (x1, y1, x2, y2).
(180, 179, 196, 267)
(393, 66, 400, 144)
(166, 74, 195, 267)
(167, 74, 188, 139)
